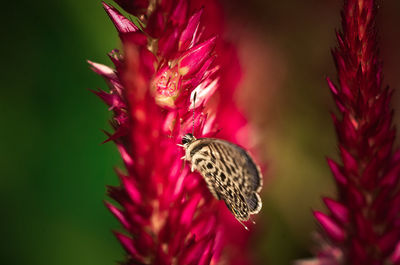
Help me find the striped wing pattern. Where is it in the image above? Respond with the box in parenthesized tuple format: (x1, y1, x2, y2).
(187, 138, 262, 221)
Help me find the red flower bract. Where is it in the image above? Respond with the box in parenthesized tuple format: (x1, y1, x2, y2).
(89, 0, 257, 264)
(305, 0, 400, 264)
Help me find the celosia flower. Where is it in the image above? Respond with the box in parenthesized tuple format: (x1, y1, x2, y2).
(89, 1, 257, 264)
(304, 0, 400, 264)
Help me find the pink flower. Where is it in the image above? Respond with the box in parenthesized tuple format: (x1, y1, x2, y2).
(89, 1, 258, 264)
(305, 0, 400, 264)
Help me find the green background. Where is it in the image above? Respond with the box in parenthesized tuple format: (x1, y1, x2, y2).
(3, 0, 400, 264)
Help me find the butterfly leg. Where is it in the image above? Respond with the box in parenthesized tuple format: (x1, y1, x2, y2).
(238, 220, 249, 231)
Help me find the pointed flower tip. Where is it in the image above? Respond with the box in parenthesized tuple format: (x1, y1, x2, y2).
(170, 0, 188, 26)
(178, 37, 217, 77)
(102, 2, 138, 34)
(179, 8, 204, 51)
(339, 146, 358, 174)
(188, 7, 204, 25)
(323, 197, 349, 224)
(113, 231, 142, 260)
(326, 158, 348, 186)
(326, 77, 338, 95)
(121, 175, 142, 205)
(105, 201, 131, 230)
(314, 211, 346, 242)
(88, 60, 116, 77)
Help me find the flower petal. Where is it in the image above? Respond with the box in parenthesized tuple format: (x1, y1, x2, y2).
(105, 201, 131, 230)
(314, 211, 346, 242)
(179, 8, 203, 51)
(170, 0, 188, 26)
(178, 37, 216, 77)
(180, 194, 202, 228)
(114, 232, 143, 260)
(102, 2, 138, 34)
(323, 197, 349, 224)
(190, 78, 219, 109)
(326, 158, 348, 185)
(179, 235, 214, 265)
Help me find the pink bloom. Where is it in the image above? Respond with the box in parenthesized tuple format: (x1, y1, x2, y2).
(304, 0, 400, 264)
(89, 1, 258, 264)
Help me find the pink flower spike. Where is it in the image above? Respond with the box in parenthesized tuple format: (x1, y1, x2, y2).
(90, 0, 257, 263)
(314, 211, 346, 242)
(178, 37, 217, 77)
(310, 0, 400, 263)
(323, 198, 349, 224)
(102, 2, 138, 34)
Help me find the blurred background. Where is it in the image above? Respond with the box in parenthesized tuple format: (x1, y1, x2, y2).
(3, 0, 400, 264)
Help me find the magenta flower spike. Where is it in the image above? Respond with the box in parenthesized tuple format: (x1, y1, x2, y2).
(306, 0, 400, 264)
(89, 1, 258, 264)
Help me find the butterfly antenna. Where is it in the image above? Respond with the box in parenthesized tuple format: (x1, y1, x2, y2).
(192, 92, 197, 135)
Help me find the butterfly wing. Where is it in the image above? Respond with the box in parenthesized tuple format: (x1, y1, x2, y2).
(208, 139, 262, 215)
(187, 138, 262, 219)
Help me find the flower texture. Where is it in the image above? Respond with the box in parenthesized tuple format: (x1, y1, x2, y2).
(89, 1, 256, 264)
(309, 0, 400, 264)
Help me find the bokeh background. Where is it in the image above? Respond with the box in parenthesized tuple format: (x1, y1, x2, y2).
(3, 0, 400, 264)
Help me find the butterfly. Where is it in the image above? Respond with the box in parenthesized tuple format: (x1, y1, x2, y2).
(179, 133, 262, 229)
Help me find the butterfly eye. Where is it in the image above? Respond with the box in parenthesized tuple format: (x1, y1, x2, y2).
(182, 133, 194, 145)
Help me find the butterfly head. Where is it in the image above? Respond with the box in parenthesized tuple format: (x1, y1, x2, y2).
(182, 133, 196, 146)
